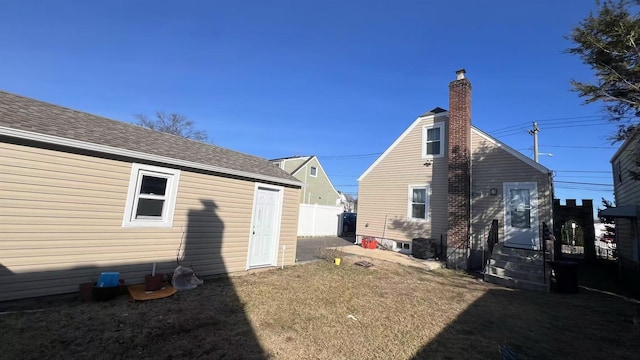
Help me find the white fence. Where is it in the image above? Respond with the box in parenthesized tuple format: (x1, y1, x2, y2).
(297, 204, 343, 237)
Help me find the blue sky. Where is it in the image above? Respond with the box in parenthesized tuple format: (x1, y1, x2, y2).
(0, 1, 618, 211)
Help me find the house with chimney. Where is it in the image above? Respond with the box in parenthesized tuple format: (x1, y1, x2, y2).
(356, 70, 554, 291)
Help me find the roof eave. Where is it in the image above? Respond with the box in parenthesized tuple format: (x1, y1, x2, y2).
(598, 205, 637, 218)
(0, 126, 305, 187)
(611, 127, 640, 163)
(358, 111, 448, 181)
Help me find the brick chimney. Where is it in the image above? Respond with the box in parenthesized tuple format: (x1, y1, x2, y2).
(447, 69, 471, 268)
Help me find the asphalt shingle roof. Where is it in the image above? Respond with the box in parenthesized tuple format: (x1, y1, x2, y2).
(0, 91, 300, 185)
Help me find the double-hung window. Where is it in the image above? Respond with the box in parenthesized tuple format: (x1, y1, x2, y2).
(408, 185, 430, 221)
(123, 164, 181, 227)
(422, 123, 445, 158)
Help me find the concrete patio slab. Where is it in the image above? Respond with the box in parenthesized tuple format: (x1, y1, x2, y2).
(329, 244, 445, 271)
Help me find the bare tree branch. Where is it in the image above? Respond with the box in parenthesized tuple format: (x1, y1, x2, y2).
(134, 112, 209, 143)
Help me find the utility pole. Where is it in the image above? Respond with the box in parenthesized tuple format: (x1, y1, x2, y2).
(528, 122, 540, 163)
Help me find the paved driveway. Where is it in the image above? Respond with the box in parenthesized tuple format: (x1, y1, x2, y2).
(296, 236, 355, 262)
(296, 235, 444, 271)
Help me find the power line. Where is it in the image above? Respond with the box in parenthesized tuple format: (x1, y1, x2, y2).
(554, 186, 614, 191)
(554, 180, 613, 186)
(555, 175, 612, 179)
(489, 127, 531, 136)
(542, 123, 612, 130)
(486, 115, 609, 134)
(485, 122, 531, 133)
(536, 115, 606, 123)
(493, 122, 613, 137)
(318, 152, 382, 159)
(541, 145, 615, 149)
(491, 119, 609, 135)
(554, 170, 610, 173)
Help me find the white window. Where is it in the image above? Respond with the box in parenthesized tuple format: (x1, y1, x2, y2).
(408, 185, 430, 220)
(310, 166, 317, 177)
(123, 164, 181, 227)
(422, 123, 445, 158)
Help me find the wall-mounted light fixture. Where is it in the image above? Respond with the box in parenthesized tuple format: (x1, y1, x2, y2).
(490, 188, 498, 196)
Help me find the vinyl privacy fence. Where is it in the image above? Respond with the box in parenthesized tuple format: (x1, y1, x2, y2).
(298, 204, 343, 236)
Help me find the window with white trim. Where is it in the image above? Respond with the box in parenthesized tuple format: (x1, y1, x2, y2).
(310, 166, 318, 177)
(422, 123, 445, 158)
(408, 185, 430, 220)
(123, 164, 181, 227)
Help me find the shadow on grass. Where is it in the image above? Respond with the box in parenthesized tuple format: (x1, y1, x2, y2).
(409, 263, 640, 360)
(0, 198, 268, 359)
(410, 285, 640, 360)
(577, 259, 640, 300)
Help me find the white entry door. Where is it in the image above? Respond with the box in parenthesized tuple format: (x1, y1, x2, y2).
(503, 182, 539, 250)
(248, 186, 281, 268)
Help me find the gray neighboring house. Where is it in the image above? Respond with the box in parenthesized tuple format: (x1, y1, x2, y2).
(0, 90, 303, 301)
(599, 128, 640, 289)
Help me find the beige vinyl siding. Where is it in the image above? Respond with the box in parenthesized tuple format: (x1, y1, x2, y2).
(357, 116, 448, 243)
(470, 130, 552, 249)
(0, 141, 300, 301)
(295, 157, 340, 206)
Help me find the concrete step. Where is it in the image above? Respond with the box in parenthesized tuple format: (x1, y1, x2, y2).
(489, 258, 545, 272)
(491, 253, 544, 266)
(488, 266, 545, 283)
(483, 273, 549, 292)
(495, 246, 544, 259)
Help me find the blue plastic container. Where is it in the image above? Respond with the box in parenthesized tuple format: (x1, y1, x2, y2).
(96, 272, 120, 288)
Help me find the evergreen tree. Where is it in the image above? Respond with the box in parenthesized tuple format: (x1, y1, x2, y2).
(567, 0, 640, 141)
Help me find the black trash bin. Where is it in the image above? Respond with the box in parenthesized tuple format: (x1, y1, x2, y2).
(548, 260, 579, 293)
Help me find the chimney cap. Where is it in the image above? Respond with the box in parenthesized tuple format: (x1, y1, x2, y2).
(455, 69, 466, 80)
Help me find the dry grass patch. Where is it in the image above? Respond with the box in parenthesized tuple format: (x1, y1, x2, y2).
(1, 257, 639, 359)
